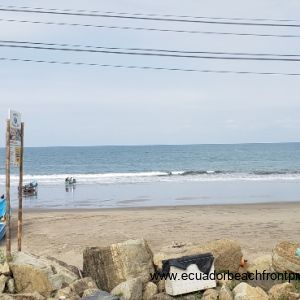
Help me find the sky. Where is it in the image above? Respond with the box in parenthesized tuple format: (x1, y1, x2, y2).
(0, 0, 300, 147)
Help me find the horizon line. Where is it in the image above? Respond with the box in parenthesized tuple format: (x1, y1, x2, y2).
(1, 141, 300, 149)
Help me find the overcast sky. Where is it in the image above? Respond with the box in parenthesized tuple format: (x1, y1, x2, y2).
(0, 0, 300, 147)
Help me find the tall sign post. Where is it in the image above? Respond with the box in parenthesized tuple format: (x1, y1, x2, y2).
(17, 122, 24, 251)
(6, 110, 23, 256)
(5, 119, 11, 257)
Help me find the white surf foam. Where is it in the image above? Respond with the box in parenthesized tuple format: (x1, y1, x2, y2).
(1, 170, 300, 186)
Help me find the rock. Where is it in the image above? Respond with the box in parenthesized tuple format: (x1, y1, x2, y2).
(202, 289, 219, 300)
(0, 262, 11, 276)
(172, 294, 199, 300)
(83, 239, 154, 291)
(219, 285, 233, 300)
(55, 286, 80, 300)
(82, 288, 101, 297)
(272, 241, 300, 273)
(7, 278, 15, 294)
(268, 282, 295, 300)
(0, 294, 13, 300)
(41, 256, 80, 284)
(149, 293, 174, 300)
(217, 273, 234, 288)
(143, 282, 158, 300)
(9, 252, 79, 297)
(156, 280, 165, 293)
(69, 277, 98, 297)
(111, 278, 143, 300)
(0, 274, 8, 293)
(286, 292, 300, 300)
(45, 256, 82, 278)
(233, 282, 268, 300)
(0, 292, 45, 300)
(179, 295, 200, 300)
(153, 239, 242, 273)
(82, 290, 120, 300)
(245, 254, 277, 291)
(247, 254, 273, 273)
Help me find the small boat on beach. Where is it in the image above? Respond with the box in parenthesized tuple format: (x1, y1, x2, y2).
(0, 196, 6, 240)
(0, 223, 5, 241)
(65, 177, 76, 185)
(22, 181, 38, 196)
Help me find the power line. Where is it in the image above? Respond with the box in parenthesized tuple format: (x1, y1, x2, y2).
(1, 7, 300, 27)
(2, 40, 300, 58)
(1, 42, 300, 62)
(1, 57, 300, 76)
(2, 18, 300, 39)
(1, 5, 300, 23)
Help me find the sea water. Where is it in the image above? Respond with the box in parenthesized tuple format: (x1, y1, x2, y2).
(0, 143, 300, 208)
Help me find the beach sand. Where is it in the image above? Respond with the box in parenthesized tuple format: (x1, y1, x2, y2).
(5, 202, 300, 268)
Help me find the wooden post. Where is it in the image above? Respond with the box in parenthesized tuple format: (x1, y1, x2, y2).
(17, 122, 24, 251)
(5, 119, 11, 258)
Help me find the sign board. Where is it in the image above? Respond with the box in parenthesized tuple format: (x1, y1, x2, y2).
(9, 110, 22, 167)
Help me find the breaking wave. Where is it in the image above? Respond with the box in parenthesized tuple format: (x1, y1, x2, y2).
(1, 169, 300, 186)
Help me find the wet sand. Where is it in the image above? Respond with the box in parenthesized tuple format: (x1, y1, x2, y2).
(4, 202, 300, 268)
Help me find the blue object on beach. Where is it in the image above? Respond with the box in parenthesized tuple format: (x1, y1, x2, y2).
(0, 199, 6, 219)
(0, 223, 5, 241)
(0, 198, 6, 241)
(296, 248, 300, 258)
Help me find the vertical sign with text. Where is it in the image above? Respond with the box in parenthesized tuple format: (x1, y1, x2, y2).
(9, 110, 22, 167)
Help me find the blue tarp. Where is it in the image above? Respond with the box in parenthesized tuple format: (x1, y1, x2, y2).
(0, 223, 5, 241)
(0, 199, 6, 219)
(0, 198, 6, 240)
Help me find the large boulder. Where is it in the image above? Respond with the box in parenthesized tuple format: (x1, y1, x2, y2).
(247, 254, 279, 291)
(69, 277, 98, 297)
(247, 254, 273, 273)
(218, 285, 233, 300)
(268, 282, 296, 300)
(0, 292, 45, 300)
(233, 282, 268, 300)
(150, 293, 174, 300)
(111, 278, 143, 300)
(202, 289, 219, 300)
(55, 286, 80, 300)
(143, 282, 158, 300)
(82, 288, 101, 297)
(272, 241, 300, 273)
(45, 256, 82, 278)
(287, 292, 300, 300)
(83, 239, 154, 291)
(153, 239, 242, 273)
(9, 252, 79, 297)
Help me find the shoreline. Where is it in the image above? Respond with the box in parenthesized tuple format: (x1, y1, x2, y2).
(21, 200, 300, 213)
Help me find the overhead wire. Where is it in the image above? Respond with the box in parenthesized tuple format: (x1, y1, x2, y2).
(1, 5, 300, 23)
(1, 42, 300, 62)
(1, 18, 300, 38)
(2, 40, 300, 57)
(0, 5, 300, 22)
(1, 7, 300, 27)
(1, 57, 300, 76)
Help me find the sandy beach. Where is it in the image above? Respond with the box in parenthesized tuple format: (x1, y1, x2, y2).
(4, 201, 299, 269)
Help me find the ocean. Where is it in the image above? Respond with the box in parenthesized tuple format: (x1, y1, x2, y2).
(0, 143, 300, 209)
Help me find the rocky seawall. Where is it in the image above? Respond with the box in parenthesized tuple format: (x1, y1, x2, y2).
(0, 239, 299, 300)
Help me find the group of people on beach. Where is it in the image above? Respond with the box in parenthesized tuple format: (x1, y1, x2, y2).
(65, 177, 77, 185)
